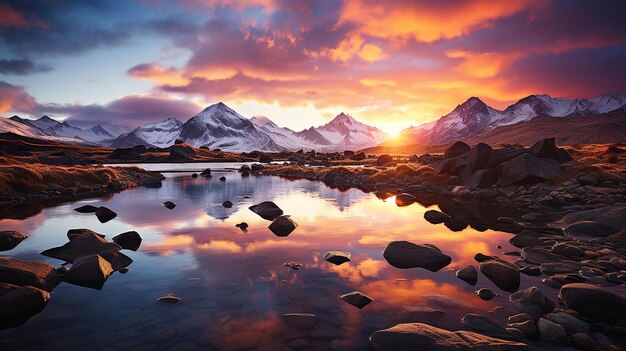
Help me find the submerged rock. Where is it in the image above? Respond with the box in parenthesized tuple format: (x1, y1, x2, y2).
(163, 201, 176, 209)
(323, 251, 351, 265)
(0, 258, 61, 291)
(268, 215, 298, 237)
(0, 231, 27, 251)
(480, 260, 520, 293)
(63, 254, 113, 290)
(341, 291, 373, 309)
(456, 265, 478, 286)
(249, 201, 284, 221)
(112, 231, 142, 251)
(95, 206, 117, 223)
(74, 205, 98, 213)
(424, 210, 451, 224)
(383, 241, 451, 272)
(0, 285, 51, 330)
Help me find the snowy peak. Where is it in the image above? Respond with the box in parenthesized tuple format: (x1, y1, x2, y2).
(250, 115, 279, 129)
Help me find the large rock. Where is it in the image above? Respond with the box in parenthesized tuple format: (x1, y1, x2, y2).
(140, 177, 162, 188)
(341, 291, 373, 309)
(249, 201, 284, 221)
(479, 260, 520, 293)
(497, 153, 562, 186)
(563, 221, 616, 240)
(383, 241, 451, 272)
(112, 231, 142, 251)
(444, 141, 471, 158)
(536, 318, 568, 344)
(259, 154, 273, 163)
(63, 254, 114, 290)
(95, 206, 117, 223)
(74, 205, 98, 213)
(0, 231, 27, 251)
(521, 247, 565, 265)
(323, 251, 351, 265)
(456, 265, 478, 286)
(377, 154, 394, 165)
(439, 156, 469, 176)
(545, 312, 588, 335)
(369, 323, 535, 351)
(462, 314, 511, 339)
(0, 286, 51, 329)
(41, 232, 131, 270)
(350, 152, 366, 161)
(509, 231, 543, 248)
(67, 229, 105, 241)
(268, 215, 298, 237)
(395, 193, 415, 207)
(0, 258, 61, 291)
(558, 283, 626, 323)
(509, 286, 555, 318)
(424, 210, 451, 224)
(487, 148, 528, 168)
(168, 144, 196, 160)
(464, 169, 499, 188)
(530, 138, 572, 163)
(469, 143, 493, 170)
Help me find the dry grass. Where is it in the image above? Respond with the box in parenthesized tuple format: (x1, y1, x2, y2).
(558, 143, 626, 184)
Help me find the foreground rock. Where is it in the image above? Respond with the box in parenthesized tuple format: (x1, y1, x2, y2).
(0, 231, 27, 251)
(41, 232, 131, 271)
(479, 260, 520, 293)
(341, 291, 373, 309)
(456, 265, 478, 285)
(0, 258, 61, 291)
(558, 283, 626, 323)
(497, 153, 562, 186)
(74, 205, 98, 213)
(323, 251, 351, 265)
(249, 201, 284, 221)
(462, 314, 511, 339)
(424, 210, 451, 224)
(268, 215, 298, 237)
(63, 254, 114, 290)
(95, 206, 117, 223)
(112, 231, 142, 251)
(67, 228, 105, 241)
(383, 241, 451, 271)
(0, 285, 51, 329)
(395, 193, 415, 207)
(369, 323, 535, 351)
(509, 286, 554, 319)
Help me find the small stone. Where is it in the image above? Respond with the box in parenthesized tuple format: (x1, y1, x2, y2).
(383, 241, 451, 272)
(283, 262, 302, 270)
(163, 201, 176, 209)
(340, 291, 373, 309)
(476, 288, 496, 301)
(269, 216, 298, 237)
(456, 265, 478, 286)
(423, 210, 451, 224)
(219, 176, 226, 181)
(95, 206, 117, 223)
(74, 205, 98, 213)
(222, 201, 233, 208)
(235, 222, 248, 231)
(323, 251, 351, 265)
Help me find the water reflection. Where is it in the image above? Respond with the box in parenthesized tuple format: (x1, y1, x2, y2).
(0, 169, 544, 350)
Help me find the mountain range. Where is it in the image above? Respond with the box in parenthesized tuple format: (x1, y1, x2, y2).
(6, 115, 119, 143)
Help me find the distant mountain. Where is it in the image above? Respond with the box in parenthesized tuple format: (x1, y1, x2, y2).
(398, 93, 626, 145)
(0, 117, 86, 144)
(111, 118, 183, 148)
(9, 115, 115, 143)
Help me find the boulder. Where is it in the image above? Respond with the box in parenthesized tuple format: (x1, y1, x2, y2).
(369, 323, 535, 351)
(469, 143, 493, 170)
(521, 248, 566, 265)
(249, 201, 284, 221)
(509, 231, 543, 248)
(377, 154, 394, 165)
(558, 283, 626, 323)
(530, 138, 572, 163)
(0, 258, 61, 291)
(74, 205, 98, 213)
(456, 265, 478, 286)
(350, 152, 366, 161)
(563, 221, 615, 240)
(41, 232, 131, 271)
(438, 156, 469, 176)
(464, 169, 499, 188)
(550, 243, 584, 257)
(395, 193, 415, 207)
(63, 254, 114, 290)
(323, 251, 351, 265)
(536, 318, 568, 344)
(163, 201, 176, 209)
(508, 320, 535, 338)
(341, 291, 373, 309)
(509, 286, 555, 319)
(95, 206, 117, 223)
(497, 153, 562, 186)
(383, 241, 451, 272)
(282, 313, 316, 330)
(0, 286, 51, 329)
(268, 216, 298, 237)
(487, 148, 528, 168)
(251, 163, 264, 171)
(462, 314, 511, 339)
(476, 288, 496, 301)
(545, 312, 588, 335)
(168, 145, 196, 160)
(112, 231, 142, 251)
(424, 210, 451, 224)
(0, 231, 27, 251)
(67, 229, 105, 241)
(140, 177, 162, 188)
(480, 260, 520, 293)
(259, 154, 273, 163)
(200, 168, 212, 177)
(444, 141, 471, 158)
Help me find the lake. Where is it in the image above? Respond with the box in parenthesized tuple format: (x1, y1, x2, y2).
(0, 164, 546, 350)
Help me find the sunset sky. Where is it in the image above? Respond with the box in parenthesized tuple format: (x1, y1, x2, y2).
(1, 0, 625, 135)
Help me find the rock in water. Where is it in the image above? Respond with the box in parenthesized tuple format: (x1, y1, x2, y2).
(157, 294, 180, 304)
(369, 323, 535, 351)
(235, 222, 248, 231)
(282, 313, 316, 330)
(423, 210, 451, 224)
(476, 288, 496, 301)
(259, 154, 273, 163)
(222, 201, 233, 208)
(268, 216, 298, 237)
(558, 283, 626, 323)
(0, 258, 61, 291)
(67, 229, 105, 241)
(456, 265, 478, 285)
(536, 318, 568, 344)
(509, 286, 555, 319)
(219, 176, 226, 181)
(341, 291, 373, 309)
(140, 177, 162, 188)
(95, 206, 117, 223)
(249, 201, 284, 221)
(41, 232, 131, 271)
(0, 286, 51, 330)
(383, 241, 451, 272)
(200, 168, 211, 177)
(479, 260, 520, 293)
(462, 314, 511, 339)
(395, 193, 415, 207)
(509, 231, 543, 248)
(112, 231, 142, 251)
(324, 251, 351, 265)
(74, 205, 98, 213)
(163, 201, 176, 209)
(63, 254, 114, 290)
(0, 231, 27, 251)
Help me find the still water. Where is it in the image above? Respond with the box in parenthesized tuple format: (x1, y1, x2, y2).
(0, 165, 543, 350)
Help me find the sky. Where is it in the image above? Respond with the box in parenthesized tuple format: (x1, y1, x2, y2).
(1, 0, 625, 135)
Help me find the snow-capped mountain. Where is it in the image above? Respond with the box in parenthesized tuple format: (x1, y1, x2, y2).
(110, 118, 183, 148)
(399, 93, 626, 144)
(0, 116, 86, 144)
(9, 115, 115, 142)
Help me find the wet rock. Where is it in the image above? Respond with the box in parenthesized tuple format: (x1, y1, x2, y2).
(41, 232, 131, 271)
(200, 168, 211, 177)
(235, 222, 248, 231)
(383, 241, 451, 272)
(521, 247, 565, 265)
(509, 286, 555, 319)
(0, 231, 27, 251)
(163, 201, 176, 209)
(497, 153, 562, 186)
(282, 313, 316, 330)
(0, 286, 50, 329)
(0, 258, 61, 291)
(444, 141, 471, 158)
(474, 253, 495, 262)
(395, 193, 415, 206)
(140, 177, 162, 188)
(63, 254, 113, 290)
(456, 265, 478, 286)
(249, 201, 284, 221)
(323, 251, 351, 265)
(112, 231, 142, 251)
(509, 231, 543, 248)
(157, 294, 180, 304)
(480, 260, 521, 293)
(424, 210, 451, 224)
(462, 313, 511, 339)
(268, 216, 298, 237)
(508, 313, 532, 324)
(222, 201, 233, 208)
(540, 261, 580, 274)
(545, 312, 588, 335)
(95, 206, 117, 223)
(369, 322, 534, 351)
(476, 288, 496, 301)
(558, 283, 626, 323)
(537, 318, 568, 344)
(191, 173, 198, 178)
(74, 205, 98, 213)
(219, 176, 226, 181)
(67, 229, 104, 241)
(518, 266, 542, 276)
(551, 242, 584, 257)
(377, 154, 394, 165)
(564, 221, 615, 240)
(341, 291, 373, 309)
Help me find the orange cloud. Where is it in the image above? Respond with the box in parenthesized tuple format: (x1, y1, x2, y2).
(127, 63, 190, 86)
(446, 50, 518, 78)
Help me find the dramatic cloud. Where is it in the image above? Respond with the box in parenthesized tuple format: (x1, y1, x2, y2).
(0, 81, 37, 114)
(0, 59, 52, 75)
